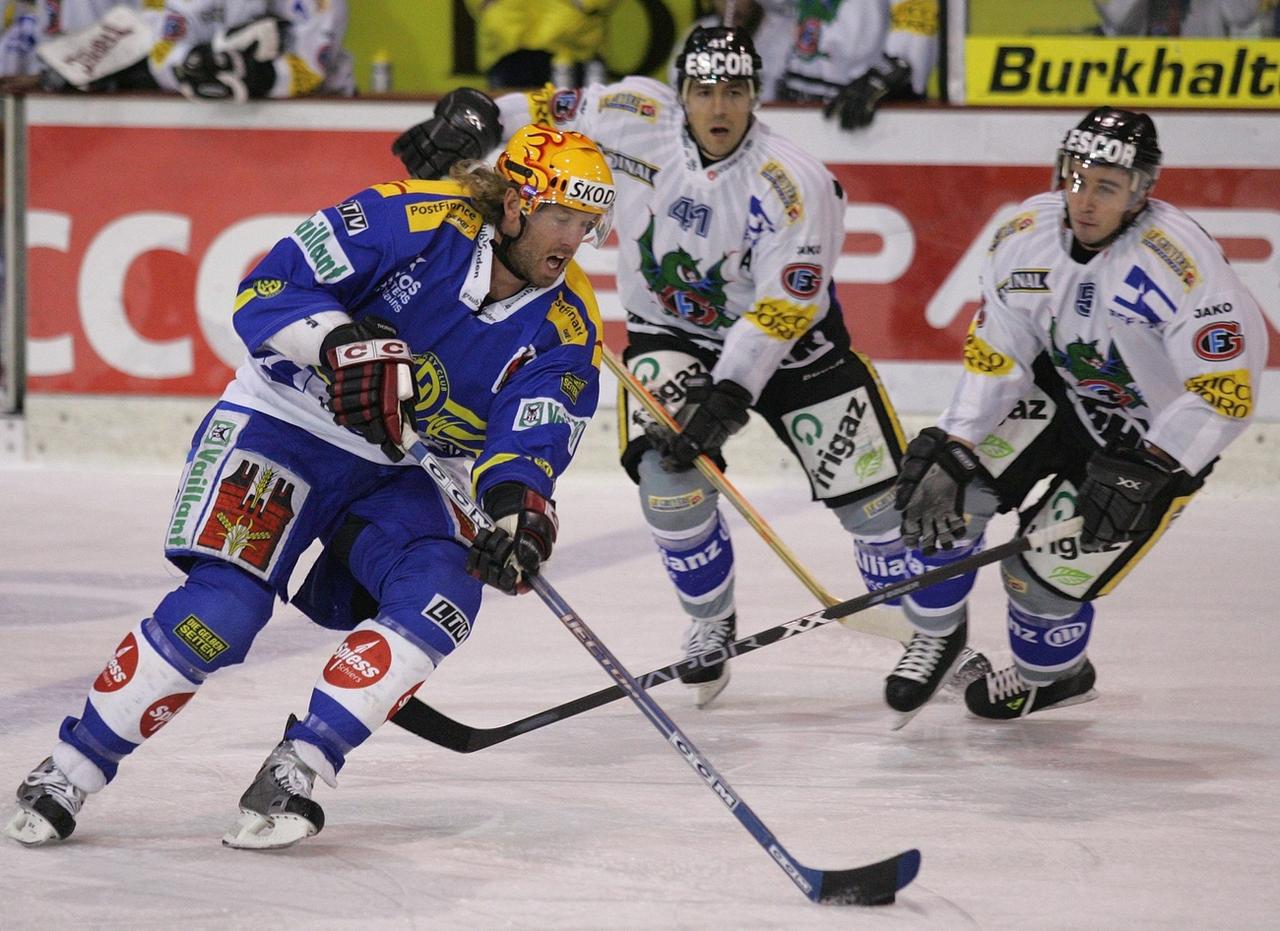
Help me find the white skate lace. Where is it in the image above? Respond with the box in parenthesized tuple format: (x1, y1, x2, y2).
(684, 617, 732, 657)
(986, 665, 1031, 702)
(271, 752, 315, 798)
(891, 633, 950, 684)
(24, 761, 85, 816)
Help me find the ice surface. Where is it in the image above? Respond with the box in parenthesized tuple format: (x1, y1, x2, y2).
(1, 462, 1277, 929)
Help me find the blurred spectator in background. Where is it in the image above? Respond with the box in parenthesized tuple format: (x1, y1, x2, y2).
(0, 1, 353, 99)
(1094, 0, 1276, 36)
(669, 0, 797, 102)
(779, 0, 937, 130)
(884, 0, 939, 98)
(467, 0, 619, 90)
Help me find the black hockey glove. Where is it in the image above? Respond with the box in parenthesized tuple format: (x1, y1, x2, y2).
(1077, 445, 1181, 553)
(319, 318, 413, 462)
(174, 18, 283, 102)
(467, 483, 559, 595)
(392, 87, 503, 180)
(823, 56, 912, 130)
(647, 374, 751, 471)
(895, 427, 982, 555)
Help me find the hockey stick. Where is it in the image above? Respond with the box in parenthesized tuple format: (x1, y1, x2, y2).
(396, 423, 920, 905)
(391, 517, 1082, 753)
(603, 347, 910, 641)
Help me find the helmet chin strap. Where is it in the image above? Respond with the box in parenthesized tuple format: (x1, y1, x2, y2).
(492, 212, 529, 282)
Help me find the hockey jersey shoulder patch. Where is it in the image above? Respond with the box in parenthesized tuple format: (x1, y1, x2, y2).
(598, 90, 660, 121)
(760, 160, 803, 224)
(1140, 226, 1200, 291)
(989, 210, 1036, 253)
(404, 198, 482, 239)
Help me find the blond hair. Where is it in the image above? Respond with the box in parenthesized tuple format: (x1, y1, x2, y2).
(449, 159, 514, 227)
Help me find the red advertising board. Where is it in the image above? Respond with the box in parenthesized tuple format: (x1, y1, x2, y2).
(23, 99, 1280, 403)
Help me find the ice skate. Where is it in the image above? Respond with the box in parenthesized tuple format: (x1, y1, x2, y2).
(680, 614, 736, 708)
(222, 737, 326, 850)
(965, 659, 1098, 720)
(884, 621, 968, 730)
(4, 757, 87, 846)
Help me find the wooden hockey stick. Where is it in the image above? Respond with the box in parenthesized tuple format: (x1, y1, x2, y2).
(396, 423, 921, 906)
(603, 346, 911, 642)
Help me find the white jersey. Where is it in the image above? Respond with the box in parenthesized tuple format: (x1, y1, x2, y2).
(883, 0, 939, 96)
(939, 192, 1268, 474)
(4, 0, 352, 94)
(143, 0, 353, 98)
(498, 76, 847, 399)
(782, 0, 889, 100)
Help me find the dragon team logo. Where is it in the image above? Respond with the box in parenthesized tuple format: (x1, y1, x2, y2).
(1050, 322, 1144, 409)
(637, 214, 732, 329)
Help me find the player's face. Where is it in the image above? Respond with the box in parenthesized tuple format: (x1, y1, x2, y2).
(506, 204, 600, 287)
(683, 79, 754, 159)
(1063, 160, 1140, 247)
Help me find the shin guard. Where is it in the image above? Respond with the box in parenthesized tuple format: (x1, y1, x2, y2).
(1006, 602, 1096, 683)
(652, 510, 735, 621)
(289, 616, 439, 776)
(902, 535, 984, 634)
(854, 535, 910, 607)
(60, 617, 205, 783)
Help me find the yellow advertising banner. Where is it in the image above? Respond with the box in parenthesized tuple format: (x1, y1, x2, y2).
(966, 36, 1280, 108)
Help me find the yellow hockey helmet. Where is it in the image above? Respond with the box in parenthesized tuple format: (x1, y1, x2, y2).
(496, 124, 616, 246)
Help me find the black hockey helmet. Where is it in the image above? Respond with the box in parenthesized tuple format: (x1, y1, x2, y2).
(675, 25, 763, 97)
(1055, 107, 1162, 197)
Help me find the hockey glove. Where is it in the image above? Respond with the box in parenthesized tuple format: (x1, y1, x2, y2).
(895, 427, 982, 555)
(319, 318, 413, 462)
(392, 87, 503, 180)
(467, 483, 559, 595)
(1077, 445, 1181, 552)
(823, 56, 912, 130)
(647, 374, 751, 471)
(174, 18, 282, 102)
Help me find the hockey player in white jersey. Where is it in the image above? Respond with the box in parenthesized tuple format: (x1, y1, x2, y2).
(890, 108, 1269, 720)
(394, 26, 948, 709)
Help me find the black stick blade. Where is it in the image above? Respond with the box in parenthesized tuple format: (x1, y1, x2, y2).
(816, 848, 921, 906)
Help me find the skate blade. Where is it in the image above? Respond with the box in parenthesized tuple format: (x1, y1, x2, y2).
(687, 666, 731, 709)
(3, 807, 61, 846)
(221, 809, 318, 850)
(1026, 686, 1100, 717)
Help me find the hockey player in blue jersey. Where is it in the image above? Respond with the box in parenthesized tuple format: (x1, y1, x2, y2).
(4, 124, 615, 849)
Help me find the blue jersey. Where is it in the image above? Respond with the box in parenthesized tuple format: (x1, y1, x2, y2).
(221, 179, 603, 500)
